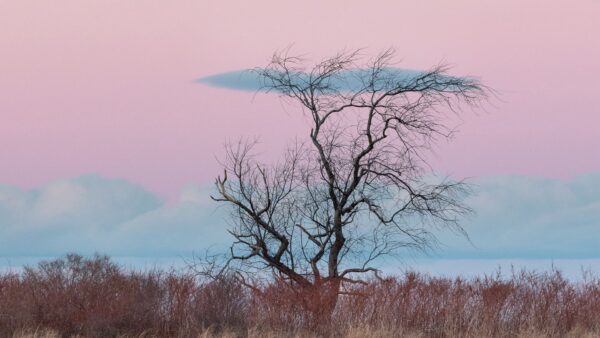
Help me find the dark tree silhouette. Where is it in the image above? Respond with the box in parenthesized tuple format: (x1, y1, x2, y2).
(210, 49, 486, 318)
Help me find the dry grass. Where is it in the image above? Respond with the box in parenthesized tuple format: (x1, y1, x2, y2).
(11, 328, 600, 338)
(2, 254, 600, 338)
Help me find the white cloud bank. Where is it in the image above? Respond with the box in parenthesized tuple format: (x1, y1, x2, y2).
(0, 174, 599, 259)
(438, 174, 600, 259)
(0, 176, 229, 257)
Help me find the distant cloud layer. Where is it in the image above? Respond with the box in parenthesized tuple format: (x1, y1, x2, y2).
(441, 174, 600, 259)
(0, 174, 599, 259)
(0, 176, 229, 257)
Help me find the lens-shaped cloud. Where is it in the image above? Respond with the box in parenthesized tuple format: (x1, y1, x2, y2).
(196, 67, 464, 93)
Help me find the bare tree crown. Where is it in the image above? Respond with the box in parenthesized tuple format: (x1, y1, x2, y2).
(211, 49, 485, 288)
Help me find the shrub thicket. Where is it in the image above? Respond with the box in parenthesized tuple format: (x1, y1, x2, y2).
(1, 254, 599, 337)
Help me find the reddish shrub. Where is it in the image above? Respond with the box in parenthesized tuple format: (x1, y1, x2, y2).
(1, 254, 599, 337)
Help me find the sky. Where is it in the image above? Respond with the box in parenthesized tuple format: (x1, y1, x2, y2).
(1, 1, 599, 269)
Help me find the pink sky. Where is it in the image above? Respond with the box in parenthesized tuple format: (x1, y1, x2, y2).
(1, 0, 599, 201)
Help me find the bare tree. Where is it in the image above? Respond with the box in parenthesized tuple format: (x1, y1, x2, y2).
(210, 49, 485, 317)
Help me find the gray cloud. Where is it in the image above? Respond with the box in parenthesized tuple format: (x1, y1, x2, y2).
(197, 70, 265, 91)
(0, 175, 229, 257)
(436, 174, 600, 259)
(0, 174, 599, 260)
(196, 68, 432, 92)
